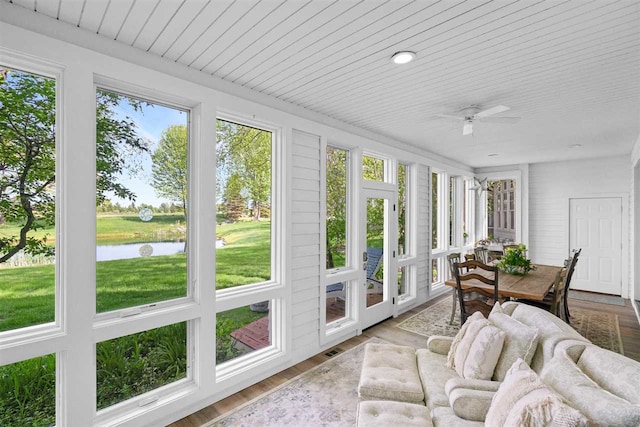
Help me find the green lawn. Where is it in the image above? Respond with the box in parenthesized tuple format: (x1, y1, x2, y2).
(0, 218, 271, 330)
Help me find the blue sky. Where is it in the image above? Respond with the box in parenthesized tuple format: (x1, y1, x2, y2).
(109, 98, 188, 207)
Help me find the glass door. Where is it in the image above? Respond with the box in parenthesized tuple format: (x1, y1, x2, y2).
(360, 188, 396, 329)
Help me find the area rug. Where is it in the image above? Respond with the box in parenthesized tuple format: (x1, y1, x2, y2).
(206, 338, 386, 426)
(397, 296, 624, 354)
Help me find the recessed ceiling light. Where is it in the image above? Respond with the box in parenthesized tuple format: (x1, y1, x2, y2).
(569, 144, 582, 148)
(391, 51, 416, 64)
(488, 153, 500, 157)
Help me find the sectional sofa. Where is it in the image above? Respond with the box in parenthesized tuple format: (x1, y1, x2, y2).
(356, 301, 640, 426)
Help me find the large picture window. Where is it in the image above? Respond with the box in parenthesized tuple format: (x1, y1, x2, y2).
(216, 119, 272, 289)
(0, 67, 57, 333)
(95, 88, 189, 314)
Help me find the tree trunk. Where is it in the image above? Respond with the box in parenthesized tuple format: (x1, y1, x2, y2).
(326, 234, 335, 269)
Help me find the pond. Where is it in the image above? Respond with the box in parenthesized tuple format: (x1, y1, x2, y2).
(96, 240, 225, 262)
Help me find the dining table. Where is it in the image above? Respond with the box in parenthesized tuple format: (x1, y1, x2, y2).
(444, 264, 563, 302)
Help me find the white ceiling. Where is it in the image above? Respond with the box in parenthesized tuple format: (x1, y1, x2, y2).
(5, 0, 640, 168)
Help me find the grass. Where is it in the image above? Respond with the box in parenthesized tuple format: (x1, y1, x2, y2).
(0, 216, 271, 425)
(97, 213, 187, 245)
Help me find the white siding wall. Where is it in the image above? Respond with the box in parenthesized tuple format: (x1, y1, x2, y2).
(290, 130, 322, 354)
(529, 156, 631, 294)
(417, 164, 431, 300)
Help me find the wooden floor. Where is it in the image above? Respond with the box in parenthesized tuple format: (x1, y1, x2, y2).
(169, 292, 640, 427)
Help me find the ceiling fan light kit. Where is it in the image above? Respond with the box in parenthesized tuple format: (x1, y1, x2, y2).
(434, 104, 520, 136)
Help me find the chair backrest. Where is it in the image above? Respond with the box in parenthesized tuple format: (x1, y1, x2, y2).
(549, 269, 567, 318)
(366, 247, 383, 283)
(453, 260, 499, 323)
(565, 248, 581, 289)
(447, 252, 461, 278)
(561, 248, 581, 320)
(473, 246, 489, 264)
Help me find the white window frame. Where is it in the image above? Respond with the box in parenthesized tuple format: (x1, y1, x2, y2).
(463, 177, 476, 249)
(320, 140, 359, 344)
(213, 112, 287, 382)
(92, 81, 195, 322)
(0, 51, 64, 427)
(396, 161, 417, 307)
(476, 170, 524, 245)
(91, 78, 201, 425)
(0, 52, 63, 347)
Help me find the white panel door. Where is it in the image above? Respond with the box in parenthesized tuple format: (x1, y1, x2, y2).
(569, 198, 622, 295)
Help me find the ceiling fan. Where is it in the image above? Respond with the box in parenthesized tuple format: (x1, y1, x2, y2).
(434, 105, 520, 136)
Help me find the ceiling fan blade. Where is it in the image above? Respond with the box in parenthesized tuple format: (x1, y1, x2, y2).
(462, 121, 473, 136)
(476, 105, 510, 118)
(476, 116, 520, 124)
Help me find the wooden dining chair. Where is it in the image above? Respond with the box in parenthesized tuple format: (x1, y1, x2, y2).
(447, 253, 462, 324)
(473, 246, 489, 264)
(519, 269, 567, 320)
(519, 248, 581, 323)
(452, 260, 499, 324)
(562, 248, 581, 323)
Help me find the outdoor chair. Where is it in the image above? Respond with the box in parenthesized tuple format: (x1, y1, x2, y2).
(452, 259, 499, 323)
(326, 247, 384, 299)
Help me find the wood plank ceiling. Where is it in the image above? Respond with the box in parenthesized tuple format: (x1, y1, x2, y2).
(5, 0, 640, 168)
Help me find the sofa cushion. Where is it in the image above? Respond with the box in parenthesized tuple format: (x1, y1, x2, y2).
(358, 343, 424, 403)
(541, 350, 640, 426)
(502, 302, 588, 372)
(446, 311, 485, 367)
(489, 303, 539, 381)
(430, 406, 484, 427)
(416, 348, 458, 409)
(486, 358, 589, 427)
(444, 377, 501, 397)
(427, 335, 454, 355)
(448, 388, 495, 422)
(356, 400, 432, 427)
(575, 345, 640, 404)
(451, 318, 505, 380)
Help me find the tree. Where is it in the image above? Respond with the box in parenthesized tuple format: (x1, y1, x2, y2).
(0, 70, 55, 263)
(325, 147, 347, 269)
(0, 70, 148, 263)
(216, 120, 270, 221)
(222, 173, 246, 220)
(150, 125, 188, 222)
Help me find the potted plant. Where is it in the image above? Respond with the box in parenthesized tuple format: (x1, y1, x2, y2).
(496, 244, 535, 275)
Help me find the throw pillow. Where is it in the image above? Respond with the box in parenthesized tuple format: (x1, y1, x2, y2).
(486, 358, 589, 427)
(489, 303, 540, 381)
(452, 318, 506, 380)
(446, 311, 485, 368)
